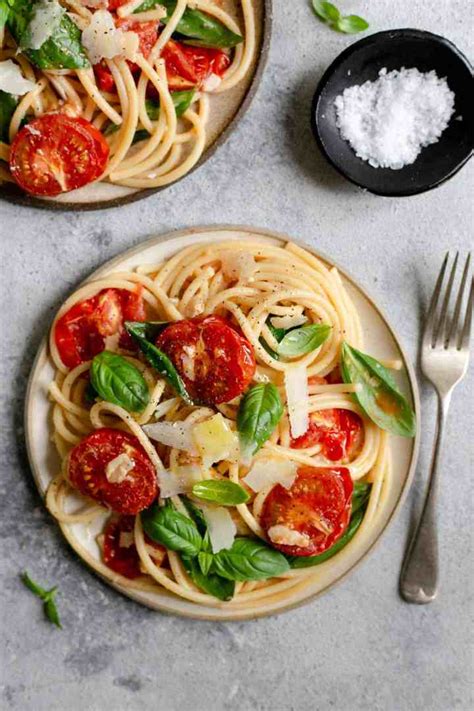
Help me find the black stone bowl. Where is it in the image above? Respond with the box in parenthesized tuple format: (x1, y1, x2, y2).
(311, 29, 473, 197)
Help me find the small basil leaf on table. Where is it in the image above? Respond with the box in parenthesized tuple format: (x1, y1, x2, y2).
(44, 594, 62, 628)
(21, 571, 62, 628)
(237, 383, 283, 461)
(125, 321, 192, 404)
(0, 91, 18, 142)
(141, 502, 202, 556)
(312, 0, 341, 23)
(90, 351, 150, 413)
(277, 323, 331, 358)
(335, 15, 369, 34)
(181, 554, 235, 601)
(212, 537, 290, 581)
(7, 0, 90, 69)
(340, 342, 416, 437)
(192, 479, 250, 506)
(136, 0, 243, 48)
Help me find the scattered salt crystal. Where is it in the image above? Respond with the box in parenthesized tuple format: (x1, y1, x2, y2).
(334, 67, 455, 169)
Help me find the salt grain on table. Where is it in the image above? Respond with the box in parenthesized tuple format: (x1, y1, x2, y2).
(334, 67, 455, 169)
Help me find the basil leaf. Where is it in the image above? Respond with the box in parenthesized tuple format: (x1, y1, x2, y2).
(278, 323, 331, 358)
(237, 383, 283, 461)
(352, 481, 371, 515)
(125, 322, 192, 404)
(141, 502, 202, 556)
(341, 342, 416, 437)
(192, 480, 250, 506)
(146, 89, 195, 120)
(44, 594, 62, 629)
(123, 320, 169, 341)
(136, 0, 243, 48)
(181, 554, 235, 601)
(181, 495, 208, 535)
(312, 0, 340, 22)
(90, 351, 150, 413)
(336, 14, 369, 34)
(21, 572, 62, 627)
(258, 317, 287, 360)
(0, 0, 8, 30)
(0, 91, 17, 142)
(198, 551, 214, 576)
(213, 537, 290, 581)
(7, 0, 89, 69)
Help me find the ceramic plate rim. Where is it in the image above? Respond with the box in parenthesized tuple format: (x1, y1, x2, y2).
(24, 224, 421, 619)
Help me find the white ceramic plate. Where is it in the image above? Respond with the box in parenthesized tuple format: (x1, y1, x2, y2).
(24, 226, 420, 619)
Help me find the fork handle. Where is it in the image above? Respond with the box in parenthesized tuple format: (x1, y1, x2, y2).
(399, 391, 451, 604)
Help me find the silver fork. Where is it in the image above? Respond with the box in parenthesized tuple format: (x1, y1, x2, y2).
(400, 252, 473, 604)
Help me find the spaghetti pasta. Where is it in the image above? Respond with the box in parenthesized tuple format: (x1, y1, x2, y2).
(44, 238, 399, 609)
(0, 0, 255, 196)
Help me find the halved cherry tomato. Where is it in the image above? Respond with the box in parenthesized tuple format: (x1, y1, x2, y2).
(261, 466, 353, 557)
(68, 428, 158, 514)
(102, 515, 165, 579)
(161, 39, 230, 90)
(54, 287, 146, 369)
(155, 315, 256, 405)
(291, 409, 364, 462)
(94, 19, 159, 92)
(9, 115, 109, 197)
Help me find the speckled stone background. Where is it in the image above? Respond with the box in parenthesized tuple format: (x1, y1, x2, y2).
(1, 2, 473, 710)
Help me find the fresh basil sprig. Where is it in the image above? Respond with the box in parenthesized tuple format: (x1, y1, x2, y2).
(142, 502, 202, 556)
(125, 321, 192, 404)
(21, 571, 62, 628)
(0, 91, 17, 142)
(287, 482, 371, 569)
(192, 479, 250, 506)
(341, 342, 416, 437)
(90, 351, 150, 413)
(181, 554, 235, 601)
(135, 0, 243, 48)
(212, 538, 290, 581)
(7, 0, 89, 69)
(237, 383, 283, 462)
(311, 1, 369, 34)
(278, 323, 331, 358)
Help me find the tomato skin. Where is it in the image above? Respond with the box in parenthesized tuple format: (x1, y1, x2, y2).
(94, 19, 158, 91)
(95, 61, 116, 93)
(54, 287, 146, 369)
(68, 428, 158, 514)
(9, 115, 109, 196)
(261, 466, 353, 557)
(102, 515, 165, 579)
(155, 315, 256, 405)
(291, 409, 364, 462)
(161, 40, 230, 90)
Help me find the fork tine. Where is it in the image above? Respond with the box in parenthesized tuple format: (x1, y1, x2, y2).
(423, 253, 449, 346)
(433, 252, 458, 346)
(459, 277, 473, 351)
(447, 253, 471, 347)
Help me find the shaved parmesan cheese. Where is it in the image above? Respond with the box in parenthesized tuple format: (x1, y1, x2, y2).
(105, 453, 134, 483)
(0, 60, 37, 96)
(181, 344, 197, 379)
(221, 251, 256, 283)
(21, 0, 65, 50)
(270, 313, 308, 330)
(193, 414, 239, 468)
(268, 525, 311, 548)
(142, 421, 197, 454)
(285, 363, 309, 438)
(157, 465, 201, 498)
(198, 504, 236, 553)
(202, 72, 222, 92)
(81, 9, 139, 64)
(243, 459, 298, 492)
(119, 531, 135, 548)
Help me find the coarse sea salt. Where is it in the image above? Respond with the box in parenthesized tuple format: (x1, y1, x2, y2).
(334, 67, 455, 169)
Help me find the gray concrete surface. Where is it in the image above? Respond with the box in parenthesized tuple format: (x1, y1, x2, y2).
(1, 2, 473, 710)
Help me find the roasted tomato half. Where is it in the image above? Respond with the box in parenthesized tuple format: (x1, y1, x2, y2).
(54, 287, 146, 369)
(162, 39, 230, 90)
(155, 315, 256, 405)
(102, 515, 165, 579)
(291, 409, 364, 462)
(68, 428, 158, 514)
(261, 466, 353, 557)
(9, 115, 109, 197)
